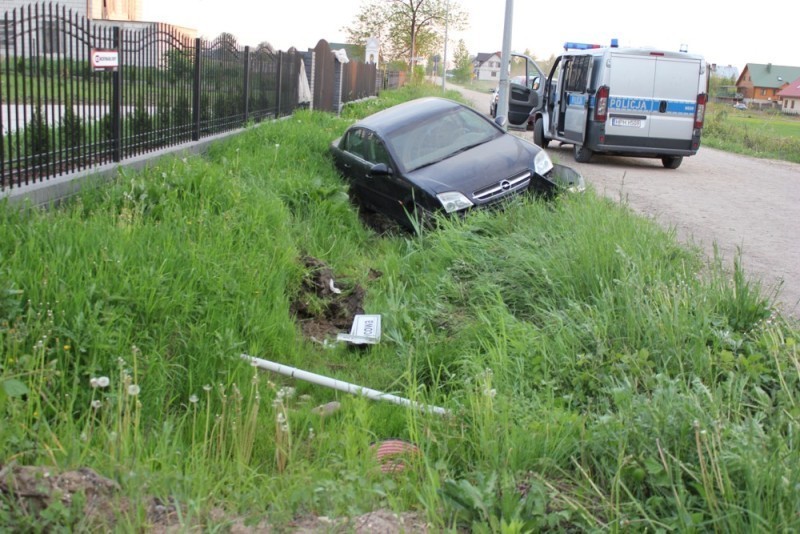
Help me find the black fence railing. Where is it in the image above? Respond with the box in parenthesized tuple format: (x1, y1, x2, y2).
(0, 3, 302, 190)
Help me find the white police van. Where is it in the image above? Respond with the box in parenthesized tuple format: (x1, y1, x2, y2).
(523, 40, 708, 169)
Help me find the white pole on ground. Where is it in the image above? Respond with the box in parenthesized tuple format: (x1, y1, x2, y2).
(241, 354, 449, 416)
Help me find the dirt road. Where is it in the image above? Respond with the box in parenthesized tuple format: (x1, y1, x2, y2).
(449, 83, 800, 317)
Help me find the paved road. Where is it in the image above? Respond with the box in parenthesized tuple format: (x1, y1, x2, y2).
(447, 82, 800, 318)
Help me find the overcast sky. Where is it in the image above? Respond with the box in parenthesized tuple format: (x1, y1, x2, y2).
(142, 0, 794, 72)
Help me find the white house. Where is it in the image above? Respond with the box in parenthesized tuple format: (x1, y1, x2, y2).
(472, 52, 501, 81)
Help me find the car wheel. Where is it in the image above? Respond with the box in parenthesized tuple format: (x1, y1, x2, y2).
(661, 156, 683, 169)
(533, 118, 549, 148)
(573, 144, 592, 163)
(406, 202, 436, 233)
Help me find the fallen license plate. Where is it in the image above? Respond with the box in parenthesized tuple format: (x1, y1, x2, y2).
(611, 117, 645, 128)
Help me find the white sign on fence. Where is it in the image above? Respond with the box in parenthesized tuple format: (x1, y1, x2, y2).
(91, 49, 119, 71)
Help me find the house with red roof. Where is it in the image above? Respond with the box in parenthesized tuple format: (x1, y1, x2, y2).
(777, 76, 800, 115)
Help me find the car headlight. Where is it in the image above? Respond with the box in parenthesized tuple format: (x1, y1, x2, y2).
(436, 191, 474, 213)
(534, 149, 553, 176)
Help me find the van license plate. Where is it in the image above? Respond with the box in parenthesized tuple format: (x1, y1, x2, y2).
(611, 118, 644, 128)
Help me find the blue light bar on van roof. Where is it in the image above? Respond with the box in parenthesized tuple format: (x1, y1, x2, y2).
(564, 39, 619, 50)
(563, 42, 602, 50)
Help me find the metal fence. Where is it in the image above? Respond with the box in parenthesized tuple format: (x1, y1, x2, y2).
(341, 60, 376, 105)
(0, 3, 302, 190)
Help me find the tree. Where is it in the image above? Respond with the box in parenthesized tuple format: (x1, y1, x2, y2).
(60, 101, 83, 156)
(344, 0, 466, 69)
(452, 39, 472, 83)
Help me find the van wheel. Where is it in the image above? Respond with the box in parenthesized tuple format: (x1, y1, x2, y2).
(661, 156, 683, 169)
(533, 118, 549, 148)
(573, 144, 592, 163)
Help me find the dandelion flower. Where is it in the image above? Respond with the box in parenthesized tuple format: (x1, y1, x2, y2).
(203, 384, 212, 392)
(91, 376, 110, 388)
(91, 400, 102, 409)
(127, 384, 141, 396)
(189, 394, 199, 404)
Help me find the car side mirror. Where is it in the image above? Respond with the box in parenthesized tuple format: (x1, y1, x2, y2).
(494, 115, 507, 128)
(370, 163, 392, 176)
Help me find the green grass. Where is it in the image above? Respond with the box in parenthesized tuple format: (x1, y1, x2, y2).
(703, 103, 800, 163)
(1, 82, 799, 531)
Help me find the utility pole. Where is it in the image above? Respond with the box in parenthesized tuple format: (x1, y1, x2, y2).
(496, 0, 513, 129)
(442, 0, 449, 93)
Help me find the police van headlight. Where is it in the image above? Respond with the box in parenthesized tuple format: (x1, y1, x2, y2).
(534, 150, 553, 176)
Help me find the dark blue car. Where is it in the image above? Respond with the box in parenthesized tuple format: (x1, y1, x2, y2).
(330, 97, 583, 230)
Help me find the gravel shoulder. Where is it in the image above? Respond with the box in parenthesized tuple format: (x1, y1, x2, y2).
(449, 83, 800, 318)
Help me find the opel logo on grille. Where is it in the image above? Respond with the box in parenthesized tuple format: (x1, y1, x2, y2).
(500, 180, 511, 190)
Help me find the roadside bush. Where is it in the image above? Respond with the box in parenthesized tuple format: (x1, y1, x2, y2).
(26, 106, 49, 166)
(60, 102, 83, 155)
(128, 98, 153, 146)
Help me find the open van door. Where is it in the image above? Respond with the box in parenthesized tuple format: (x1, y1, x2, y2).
(558, 54, 593, 143)
(506, 54, 545, 127)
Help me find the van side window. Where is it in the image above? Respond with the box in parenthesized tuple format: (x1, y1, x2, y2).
(564, 56, 591, 92)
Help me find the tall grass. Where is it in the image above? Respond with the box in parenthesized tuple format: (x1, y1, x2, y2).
(703, 103, 800, 163)
(1, 83, 798, 531)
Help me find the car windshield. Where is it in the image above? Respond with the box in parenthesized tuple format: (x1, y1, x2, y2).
(385, 107, 502, 171)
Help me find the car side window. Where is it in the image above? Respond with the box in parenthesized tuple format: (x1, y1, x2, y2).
(361, 131, 392, 167)
(343, 129, 367, 160)
(371, 139, 392, 167)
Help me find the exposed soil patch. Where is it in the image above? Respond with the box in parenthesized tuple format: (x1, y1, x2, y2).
(290, 256, 370, 342)
(357, 207, 408, 236)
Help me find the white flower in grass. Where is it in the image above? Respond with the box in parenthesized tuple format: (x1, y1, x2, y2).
(277, 386, 296, 400)
(203, 384, 212, 392)
(276, 412, 286, 424)
(127, 384, 141, 396)
(91, 400, 102, 409)
(90, 376, 110, 388)
(189, 394, 199, 404)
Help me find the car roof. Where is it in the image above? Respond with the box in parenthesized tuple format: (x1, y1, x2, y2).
(353, 97, 469, 137)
